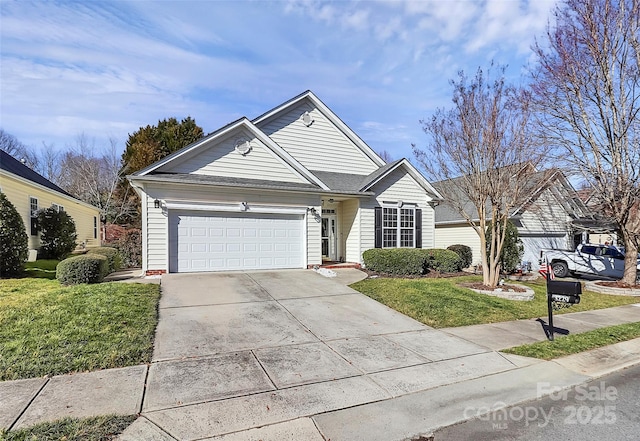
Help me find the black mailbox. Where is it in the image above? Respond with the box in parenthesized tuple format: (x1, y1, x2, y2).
(548, 280, 581, 304)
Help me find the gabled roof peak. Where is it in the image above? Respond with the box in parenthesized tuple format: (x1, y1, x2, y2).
(252, 91, 386, 168)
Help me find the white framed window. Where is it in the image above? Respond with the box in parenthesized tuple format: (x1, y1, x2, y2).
(30, 197, 38, 236)
(382, 204, 415, 248)
(51, 203, 64, 212)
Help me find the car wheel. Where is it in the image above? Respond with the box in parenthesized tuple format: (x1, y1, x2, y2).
(551, 261, 569, 278)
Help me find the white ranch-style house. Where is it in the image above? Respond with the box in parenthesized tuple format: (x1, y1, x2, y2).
(129, 91, 443, 275)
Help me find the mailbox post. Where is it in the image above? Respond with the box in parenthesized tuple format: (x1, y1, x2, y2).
(546, 280, 582, 341)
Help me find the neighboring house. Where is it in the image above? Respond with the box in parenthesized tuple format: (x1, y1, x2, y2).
(129, 91, 442, 275)
(574, 188, 618, 245)
(0, 150, 101, 252)
(434, 168, 592, 270)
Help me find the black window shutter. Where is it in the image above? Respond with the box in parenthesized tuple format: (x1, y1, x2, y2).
(374, 207, 382, 248)
(415, 208, 422, 248)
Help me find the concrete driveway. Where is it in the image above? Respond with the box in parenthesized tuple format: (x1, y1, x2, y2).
(138, 270, 524, 440)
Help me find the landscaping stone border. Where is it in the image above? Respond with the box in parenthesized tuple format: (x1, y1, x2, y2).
(464, 285, 535, 301)
(584, 280, 640, 296)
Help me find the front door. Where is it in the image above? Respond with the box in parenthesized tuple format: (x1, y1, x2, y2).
(321, 210, 337, 261)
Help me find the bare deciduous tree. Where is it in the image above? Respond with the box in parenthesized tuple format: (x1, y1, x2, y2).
(413, 65, 548, 287)
(37, 142, 62, 184)
(0, 129, 39, 169)
(377, 150, 394, 163)
(531, 0, 640, 285)
(58, 134, 137, 228)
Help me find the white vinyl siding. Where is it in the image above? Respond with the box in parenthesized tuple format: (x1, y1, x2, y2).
(257, 101, 379, 175)
(156, 131, 307, 184)
(141, 183, 322, 272)
(435, 224, 483, 267)
(519, 188, 571, 234)
(341, 198, 360, 263)
(360, 168, 435, 263)
(146, 193, 168, 272)
(307, 205, 322, 266)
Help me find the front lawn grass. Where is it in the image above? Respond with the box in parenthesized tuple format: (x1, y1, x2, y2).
(350, 276, 639, 328)
(0, 279, 160, 381)
(503, 322, 640, 360)
(24, 260, 60, 280)
(1, 414, 136, 441)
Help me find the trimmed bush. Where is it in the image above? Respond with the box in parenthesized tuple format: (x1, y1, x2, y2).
(424, 249, 463, 272)
(447, 244, 473, 269)
(88, 246, 122, 273)
(57, 254, 109, 285)
(0, 192, 28, 277)
(37, 207, 77, 259)
(362, 248, 427, 275)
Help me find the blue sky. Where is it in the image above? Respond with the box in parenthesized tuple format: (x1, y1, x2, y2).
(0, 0, 556, 161)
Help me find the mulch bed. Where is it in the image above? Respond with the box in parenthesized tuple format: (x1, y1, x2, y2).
(459, 282, 528, 292)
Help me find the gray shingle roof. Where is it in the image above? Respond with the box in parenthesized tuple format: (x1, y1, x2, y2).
(135, 173, 321, 192)
(0, 149, 73, 197)
(309, 170, 369, 192)
(358, 159, 403, 190)
(310, 159, 404, 193)
(137, 160, 420, 197)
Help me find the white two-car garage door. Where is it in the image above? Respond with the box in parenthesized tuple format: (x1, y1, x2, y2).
(169, 211, 304, 273)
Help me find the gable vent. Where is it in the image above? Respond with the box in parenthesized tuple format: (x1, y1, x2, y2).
(301, 111, 314, 127)
(234, 138, 252, 156)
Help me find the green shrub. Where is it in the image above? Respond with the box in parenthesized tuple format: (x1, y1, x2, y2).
(447, 244, 472, 268)
(56, 254, 108, 285)
(106, 228, 141, 268)
(37, 208, 77, 259)
(485, 220, 524, 273)
(362, 248, 427, 275)
(363, 248, 463, 275)
(424, 249, 463, 272)
(88, 246, 122, 273)
(0, 192, 28, 277)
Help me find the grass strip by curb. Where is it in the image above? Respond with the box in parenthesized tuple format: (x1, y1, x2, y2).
(350, 276, 639, 328)
(503, 321, 640, 360)
(1, 414, 136, 441)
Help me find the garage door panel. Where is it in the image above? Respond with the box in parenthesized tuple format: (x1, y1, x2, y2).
(210, 243, 224, 252)
(170, 211, 304, 273)
(521, 235, 568, 270)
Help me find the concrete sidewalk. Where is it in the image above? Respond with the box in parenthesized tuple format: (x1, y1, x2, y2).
(1, 270, 639, 441)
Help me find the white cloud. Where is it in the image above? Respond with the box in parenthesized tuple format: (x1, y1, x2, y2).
(0, 0, 556, 159)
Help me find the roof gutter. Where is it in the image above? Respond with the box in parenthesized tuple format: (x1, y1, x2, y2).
(127, 174, 375, 198)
